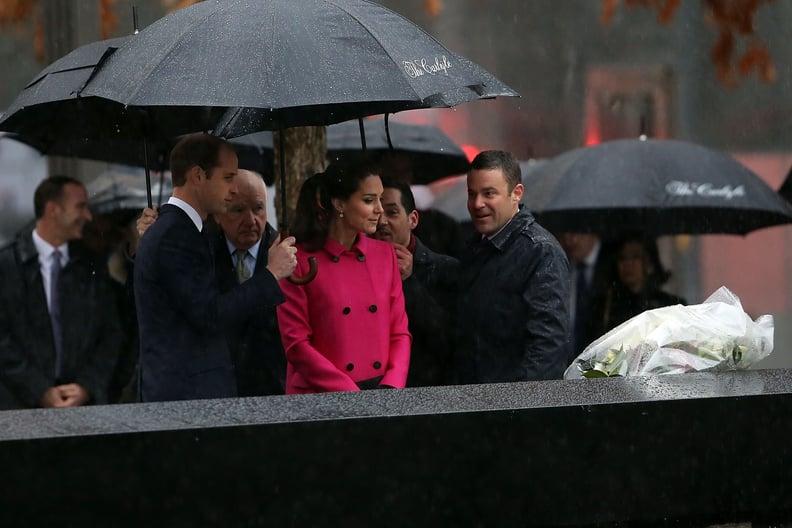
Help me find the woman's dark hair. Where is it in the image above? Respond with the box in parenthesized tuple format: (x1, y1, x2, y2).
(613, 230, 671, 290)
(291, 154, 381, 251)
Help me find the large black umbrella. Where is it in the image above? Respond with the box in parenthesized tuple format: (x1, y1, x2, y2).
(78, 0, 517, 242)
(521, 138, 792, 236)
(327, 119, 469, 184)
(80, 0, 517, 136)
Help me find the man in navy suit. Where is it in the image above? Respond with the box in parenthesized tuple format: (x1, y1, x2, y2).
(133, 133, 297, 402)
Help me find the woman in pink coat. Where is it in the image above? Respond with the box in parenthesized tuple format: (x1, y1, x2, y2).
(277, 157, 411, 394)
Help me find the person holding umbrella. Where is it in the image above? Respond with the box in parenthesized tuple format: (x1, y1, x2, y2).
(277, 156, 411, 394)
(455, 150, 570, 383)
(134, 133, 298, 402)
(132, 169, 291, 397)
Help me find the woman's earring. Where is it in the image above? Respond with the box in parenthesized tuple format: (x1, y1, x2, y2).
(338, 210, 344, 218)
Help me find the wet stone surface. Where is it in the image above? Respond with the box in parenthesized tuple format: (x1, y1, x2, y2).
(1, 370, 791, 527)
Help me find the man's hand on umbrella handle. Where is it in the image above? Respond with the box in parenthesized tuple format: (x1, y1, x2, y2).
(129, 207, 159, 256)
(266, 235, 298, 281)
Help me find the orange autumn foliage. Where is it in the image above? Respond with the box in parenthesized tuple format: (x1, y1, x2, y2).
(0, 0, 118, 63)
(602, 0, 776, 86)
(425, 0, 443, 17)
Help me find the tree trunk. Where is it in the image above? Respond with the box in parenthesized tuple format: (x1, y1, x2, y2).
(273, 126, 327, 230)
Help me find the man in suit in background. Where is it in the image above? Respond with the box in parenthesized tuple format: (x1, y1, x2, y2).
(212, 169, 287, 396)
(133, 133, 297, 402)
(0, 176, 123, 409)
(555, 232, 611, 363)
(372, 180, 458, 387)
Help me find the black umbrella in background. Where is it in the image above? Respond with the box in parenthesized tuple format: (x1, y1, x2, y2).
(521, 138, 792, 236)
(327, 118, 470, 184)
(430, 160, 548, 222)
(777, 164, 792, 204)
(86, 165, 174, 215)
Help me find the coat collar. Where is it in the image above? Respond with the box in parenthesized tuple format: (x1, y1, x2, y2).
(322, 232, 370, 258)
(17, 226, 38, 264)
(412, 235, 432, 266)
(16, 226, 91, 267)
(469, 207, 535, 253)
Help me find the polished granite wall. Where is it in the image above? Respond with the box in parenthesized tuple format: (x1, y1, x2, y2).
(1, 370, 790, 527)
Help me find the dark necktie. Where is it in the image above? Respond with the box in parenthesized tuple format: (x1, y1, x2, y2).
(574, 261, 590, 354)
(50, 249, 64, 380)
(235, 249, 251, 284)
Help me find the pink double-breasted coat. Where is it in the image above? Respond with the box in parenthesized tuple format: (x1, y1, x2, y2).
(277, 234, 411, 394)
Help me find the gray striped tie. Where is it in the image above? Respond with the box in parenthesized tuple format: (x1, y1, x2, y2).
(235, 249, 251, 284)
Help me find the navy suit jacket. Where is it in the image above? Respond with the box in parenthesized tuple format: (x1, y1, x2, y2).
(213, 224, 286, 396)
(133, 204, 284, 402)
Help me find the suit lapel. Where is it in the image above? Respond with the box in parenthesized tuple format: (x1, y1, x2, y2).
(17, 231, 57, 375)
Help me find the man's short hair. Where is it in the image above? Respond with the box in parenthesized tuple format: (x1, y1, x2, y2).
(33, 175, 83, 219)
(470, 150, 522, 191)
(170, 133, 234, 186)
(381, 178, 416, 213)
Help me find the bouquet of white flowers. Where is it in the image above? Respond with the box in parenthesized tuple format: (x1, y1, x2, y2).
(565, 286, 774, 379)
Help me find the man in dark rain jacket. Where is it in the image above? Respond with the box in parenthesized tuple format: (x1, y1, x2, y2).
(455, 150, 570, 383)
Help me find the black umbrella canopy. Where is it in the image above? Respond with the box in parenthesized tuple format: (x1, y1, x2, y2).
(5, 123, 273, 176)
(0, 35, 224, 168)
(522, 138, 792, 236)
(79, 0, 517, 135)
(326, 119, 469, 184)
(0, 37, 146, 147)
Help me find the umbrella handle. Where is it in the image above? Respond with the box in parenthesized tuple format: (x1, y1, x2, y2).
(287, 256, 317, 285)
(279, 226, 317, 285)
